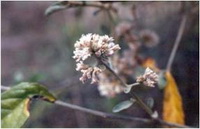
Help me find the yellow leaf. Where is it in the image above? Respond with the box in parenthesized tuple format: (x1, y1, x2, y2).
(163, 71, 185, 126)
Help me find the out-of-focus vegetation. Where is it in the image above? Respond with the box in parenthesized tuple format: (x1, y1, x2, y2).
(1, 1, 199, 128)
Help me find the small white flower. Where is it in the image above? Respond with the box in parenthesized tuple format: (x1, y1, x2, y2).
(136, 67, 158, 87)
(73, 33, 121, 84)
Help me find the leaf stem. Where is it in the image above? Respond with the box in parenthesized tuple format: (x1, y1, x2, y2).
(128, 82, 140, 87)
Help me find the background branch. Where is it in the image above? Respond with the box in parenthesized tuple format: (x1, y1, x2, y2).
(166, 14, 187, 71)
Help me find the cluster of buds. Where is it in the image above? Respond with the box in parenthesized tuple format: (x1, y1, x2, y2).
(73, 33, 120, 84)
(136, 67, 158, 87)
(75, 62, 102, 84)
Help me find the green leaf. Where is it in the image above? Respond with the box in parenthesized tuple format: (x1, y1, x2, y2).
(158, 71, 167, 89)
(1, 82, 56, 128)
(112, 99, 135, 113)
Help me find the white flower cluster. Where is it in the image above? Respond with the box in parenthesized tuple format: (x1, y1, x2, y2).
(73, 33, 121, 84)
(75, 62, 102, 84)
(136, 67, 158, 87)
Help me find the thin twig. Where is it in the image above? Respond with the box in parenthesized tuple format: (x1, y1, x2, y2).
(1, 86, 193, 128)
(54, 100, 151, 123)
(166, 14, 187, 71)
(156, 118, 191, 128)
(130, 92, 153, 116)
(54, 100, 190, 128)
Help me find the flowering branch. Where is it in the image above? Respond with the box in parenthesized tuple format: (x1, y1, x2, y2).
(72, 33, 158, 118)
(1, 85, 192, 128)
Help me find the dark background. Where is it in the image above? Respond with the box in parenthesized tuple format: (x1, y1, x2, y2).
(1, 1, 199, 128)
